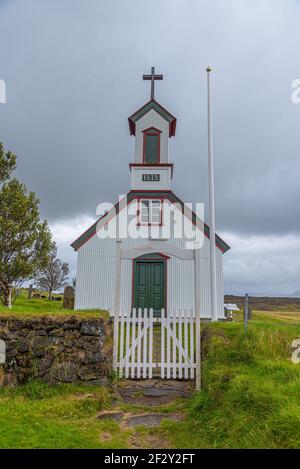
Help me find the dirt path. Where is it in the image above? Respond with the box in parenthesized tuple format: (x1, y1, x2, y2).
(97, 379, 194, 448)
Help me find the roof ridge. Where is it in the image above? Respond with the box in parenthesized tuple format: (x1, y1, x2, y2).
(71, 190, 230, 253)
(128, 100, 176, 137)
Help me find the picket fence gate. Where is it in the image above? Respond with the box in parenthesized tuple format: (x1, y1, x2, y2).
(115, 308, 196, 380)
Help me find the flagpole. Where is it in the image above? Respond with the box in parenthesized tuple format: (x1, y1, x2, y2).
(206, 66, 217, 322)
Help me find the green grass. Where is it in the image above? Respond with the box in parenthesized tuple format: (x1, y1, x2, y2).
(160, 319, 300, 449)
(0, 289, 108, 318)
(1, 306, 300, 448)
(0, 381, 128, 448)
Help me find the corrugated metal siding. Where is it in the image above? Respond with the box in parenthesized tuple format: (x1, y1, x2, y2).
(75, 211, 225, 319)
(75, 248, 115, 311)
(135, 109, 169, 163)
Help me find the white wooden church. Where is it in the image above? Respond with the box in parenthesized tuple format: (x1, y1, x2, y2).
(71, 69, 230, 320)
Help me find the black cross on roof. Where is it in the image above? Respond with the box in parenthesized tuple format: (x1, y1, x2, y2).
(143, 66, 163, 100)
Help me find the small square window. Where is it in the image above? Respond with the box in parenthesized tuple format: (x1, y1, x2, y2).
(139, 199, 162, 225)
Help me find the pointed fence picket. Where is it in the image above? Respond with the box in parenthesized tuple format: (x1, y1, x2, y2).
(116, 308, 196, 379)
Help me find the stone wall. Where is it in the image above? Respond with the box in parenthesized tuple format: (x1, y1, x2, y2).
(0, 315, 112, 386)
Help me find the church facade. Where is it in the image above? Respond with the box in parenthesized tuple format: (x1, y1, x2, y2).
(72, 73, 230, 319)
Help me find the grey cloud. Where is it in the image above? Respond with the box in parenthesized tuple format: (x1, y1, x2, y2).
(0, 0, 299, 294)
(223, 232, 300, 295)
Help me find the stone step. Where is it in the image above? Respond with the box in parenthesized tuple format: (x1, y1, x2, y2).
(116, 379, 194, 405)
(97, 410, 182, 427)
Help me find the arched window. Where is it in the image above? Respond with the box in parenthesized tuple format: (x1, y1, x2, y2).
(143, 127, 161, 163)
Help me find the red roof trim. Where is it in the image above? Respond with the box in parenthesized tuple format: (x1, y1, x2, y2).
(142, 126, 162, 134)
(71, 190, 230, 253)
(70, 194, 129, 251)
(170, 119, 176, 137)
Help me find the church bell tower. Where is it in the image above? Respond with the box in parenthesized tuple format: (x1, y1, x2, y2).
(128, 67, 177, 191)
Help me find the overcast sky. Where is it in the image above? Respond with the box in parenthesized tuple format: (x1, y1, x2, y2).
(0, 0, 300, 295)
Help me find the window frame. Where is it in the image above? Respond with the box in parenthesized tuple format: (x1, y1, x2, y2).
(138, 198, 163, 226)
(142, 127, 161, 164)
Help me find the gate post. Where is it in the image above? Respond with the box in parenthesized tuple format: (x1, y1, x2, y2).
(113, 240, 122, 371)
(244, 293, 249, 334)
(194, 248, 201, 390)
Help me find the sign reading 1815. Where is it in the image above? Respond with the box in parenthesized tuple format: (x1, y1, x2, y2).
(142, 174, 160, 182)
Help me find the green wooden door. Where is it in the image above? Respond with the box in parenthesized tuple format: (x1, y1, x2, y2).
(134, 261, 165, 317)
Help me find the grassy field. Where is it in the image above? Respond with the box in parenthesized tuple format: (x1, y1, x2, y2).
(0, 300, 300, 448)
(0, 289, 107, 318)
(225, 294, 300, 312)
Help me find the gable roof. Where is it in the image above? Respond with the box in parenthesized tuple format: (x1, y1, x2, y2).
(128, 99, 177, 137)
(71, 190, 230, 253)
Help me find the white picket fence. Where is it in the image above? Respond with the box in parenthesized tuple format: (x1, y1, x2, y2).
(116, 308, 196, 379)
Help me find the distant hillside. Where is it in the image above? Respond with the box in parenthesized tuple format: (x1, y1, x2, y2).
(224, 295, 300, 311)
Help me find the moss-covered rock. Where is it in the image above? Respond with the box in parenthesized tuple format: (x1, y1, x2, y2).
(0, 316, 112, 386)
